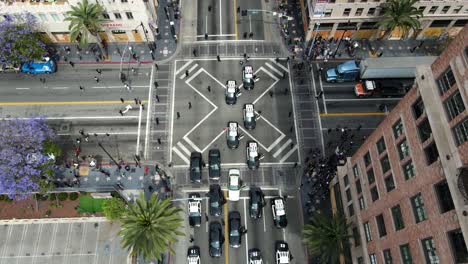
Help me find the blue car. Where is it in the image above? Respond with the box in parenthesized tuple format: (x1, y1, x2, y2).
(21, 57, 56, 74)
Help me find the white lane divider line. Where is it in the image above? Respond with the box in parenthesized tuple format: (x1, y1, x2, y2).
(172, 146, 190, 165)
(273, 139, 292, 158)
(15, 88, 30, 90)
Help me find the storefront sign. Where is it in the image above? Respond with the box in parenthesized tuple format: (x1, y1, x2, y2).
(102, 23, 124, 28)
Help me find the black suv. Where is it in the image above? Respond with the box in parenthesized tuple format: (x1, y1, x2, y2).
(209, 221, 224, 257)
(249, 187, 265, 219)
(208, 149, 221, 180)
(226, 121, 243, 149)
(228, 211, 242, 248)
(207, 184, 225, 217)
(190, 152, 202, 183)
(243, 103, 258, 130)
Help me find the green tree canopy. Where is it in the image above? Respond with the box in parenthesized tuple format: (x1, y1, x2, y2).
(303, 213, 352, 264)
(118, 193, 184, 261)
(102, 197, 127, 221)
(377, 0, 423, 39)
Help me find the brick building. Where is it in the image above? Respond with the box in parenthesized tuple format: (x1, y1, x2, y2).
(330, 25, 468, 264)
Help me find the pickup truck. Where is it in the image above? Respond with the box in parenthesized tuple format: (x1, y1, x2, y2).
(355, 79, 413, 97)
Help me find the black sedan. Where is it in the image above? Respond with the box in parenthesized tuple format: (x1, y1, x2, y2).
(207, 184, 225, 217)
(190, 152, 202, 183)
(228, 211, 242, 248)
(209, 221, 224, 257)
(208, 149, 221, 180)
(249, 187, 265, 219)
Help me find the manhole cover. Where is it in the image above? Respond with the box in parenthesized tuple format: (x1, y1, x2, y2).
(60, 122, 71, 132)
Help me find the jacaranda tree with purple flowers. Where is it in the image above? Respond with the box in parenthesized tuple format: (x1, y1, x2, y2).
(0, 12, 48, 67)
(0, 118, 61, 200)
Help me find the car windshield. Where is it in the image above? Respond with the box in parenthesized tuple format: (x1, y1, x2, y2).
(230, 230, 239, 236)
(210, 163, 219, 170)
(336, 64, 345, 74)
(211, 241, 220, 248)
(251, 203, 258, 210)
(229, 184, 240, 191)
(211, 201, 219, 207)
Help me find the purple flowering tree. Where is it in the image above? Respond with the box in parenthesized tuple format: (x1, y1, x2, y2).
(0, 12, 48, 67)
(0, 118, 60, 200)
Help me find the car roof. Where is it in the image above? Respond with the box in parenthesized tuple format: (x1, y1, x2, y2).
(228, 123, 238, 136)
(229, 175, 239, 186)
(227, 80, 236, 87)
(277, 251, 289, 263)
(188, 201, 201, 213)
(229, 168, 240, 175)
(274, 199, 286, 215)
(245, 104, 254, 113)
(248, 142, 258, 154)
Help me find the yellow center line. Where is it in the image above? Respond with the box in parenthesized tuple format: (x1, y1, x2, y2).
(224, 190, 229, 264)
(0, 100, 148, 106)
(233, 0, 238, 40)
(320, 112, 387, 117)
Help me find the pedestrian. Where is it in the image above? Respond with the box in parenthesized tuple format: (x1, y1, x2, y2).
(205, 33, 208, 40)
(120, 98, 124, 103)
(216, 55, 220, 61)
(119, 110, 124, 116)
(356, 124, 362, 131)
(208, 5, 212, 11)
(275, 57, 280, 63)
(188, 101, 192, 109)
(84, 135, 89, 142)
(290, 126, 293, 133)
(192, 49, 197, 57)
(177, 112, 181, 119)
(69, 61, 75, 67)
(141, 104, 145, 110)
(315, 91, 323, 99)
(157, 138, 161, 144)
(282, 71, 286, 79)
(290, 143, 294, 149)
(154, 63, 159, 70)
(207, 85, 211, 92)
(189, 236, 194, 243)
(94, 76, 99, 83)
(318, 67, 323, 74)
(288, 111, 292, 117)
(286, 57, 290, 62)
(131, 67, 135, 73)
(185, 70, 189, 77)
(327, 128, 332, 134)
(154, 81, 159, 88)
(156, 95, 160, 102)
(284, 88, 288, 95)
(294, 162, 298, 168)
(244, 53, 247, 59)
(79, 130, 84, 135)
(156, 117, 159, 125)
(249, 32, 254, 38)
(96, 69, 102, 74)
(79, 86, 84, 91)
(205, 213, 209, 222)
(139, 100, 142, 105)
(106, 133, 110, 136)
(76, 138, 81, 144)
(269, 91, 273, 97)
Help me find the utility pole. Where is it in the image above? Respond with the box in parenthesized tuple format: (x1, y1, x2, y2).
(98, 142, 122, 170)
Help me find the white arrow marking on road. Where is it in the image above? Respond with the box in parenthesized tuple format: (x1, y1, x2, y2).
(172, 146, 190, 165)
(280, 144, 298, 163)
(122, 104, 132, 114)
(273, 139, 292, 158)
(177, 142, 191, 156)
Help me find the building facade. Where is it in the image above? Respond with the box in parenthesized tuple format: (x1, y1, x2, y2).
(301, 0, 468, 41)
(330, 25, 468, 264)
(0, 0, 158, 43)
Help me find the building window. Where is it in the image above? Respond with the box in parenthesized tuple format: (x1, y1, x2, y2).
(343, 8, 351, 16)
(370, 254, 377, 264)
(360, 21, 377, 29)
(371, 186, 379, 202)
(38, 14, 48, 21)
(384, 174, 395, 192)
(391, 205, 405, 231)
(324, 9, 333, 17)
(411, 193, 427, 223)
(114, 12, 122, 19)
(364, 152, 372, 167)
(367, 8, 376, 16)
(358, 257, 364, 264)
(346, 189, 352, 202)
(422, 237, 440, 264)
(402, 161, 416, 180)
(355, 8, 364, 16)
(437, 66, 456, 95)
(428, 6, 438, 14)
(398, 139, 410, 160)
(364, 222, 372, 242)
(377, 137, 386, 154)
(352, 227, 361, 247)
(383, 249, 393, 264)
(50, 13, 61, 22)
(400, 244, 413, 264)
(452, 5, 463, 14)
(441, 6, 450, 14)
(376, 214, 387, 237)
(348, 203, 355, 216)
(125, 12, 134, 20)
(418, 118, 432, 143)
(412, 97, 425, 119)
(418, 6, 426, 13)
(453, 119, 468, 145)
(448, 229, 468, 263)
(344, 175, 349, 187)
(356, 179, 362, 194)
(121, 0, 128, 2)
(444, 91, 465, 121)
(424, 143, 439, 165)
(353, 165, 360, 178)
(359, 196, 366, 210)
(102, 13, 110, 19)
(393, 119, 404, 138)
(380, 155, 391, 174)
(435, 180, 455, 213)
(367, 168, 375, 184)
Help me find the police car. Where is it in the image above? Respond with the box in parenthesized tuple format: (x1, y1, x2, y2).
(226, 122, 243, 149)
(187, 246, 201, 264)
(275, 241, 291, 264)
(242, 65, 254, 90)
(248, 248, 263, 264)
(225, 80, 241, 105)
(188, 193, 202, 227)
(271, 197, 288, 228)
(246, 141, 263, 170)
(243, 104, 258, 130)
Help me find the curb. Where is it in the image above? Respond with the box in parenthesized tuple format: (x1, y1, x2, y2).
(0, 216, 109, 225)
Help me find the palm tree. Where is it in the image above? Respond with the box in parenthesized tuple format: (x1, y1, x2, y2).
(64, 0, 107, 55)
(118, 193, 184, 261)
(303, 213, 352, 264)
(377, 0, 423, 39)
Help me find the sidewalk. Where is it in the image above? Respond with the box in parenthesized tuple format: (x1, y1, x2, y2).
(47, 0, 179, 65)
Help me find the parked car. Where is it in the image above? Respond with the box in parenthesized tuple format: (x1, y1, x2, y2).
(21, 57, 56, 74)
(249, 187, 265, 219)
(209, 221, 224, 257)
(275, 241, 291, 264)
(271, 197, 288, 228)
(187, 246, 201, 264)
(207, 184, 225, 217)
(208, 149, 221, 180)
(188, 193, 202, 227)
(249, 248, 263, 264)
(228, 211, 242, 248)
(228, 169, 243, 201)
(190, 152, 202, 183)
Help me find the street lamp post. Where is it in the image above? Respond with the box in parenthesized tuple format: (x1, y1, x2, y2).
(98, 142, 122, 170)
